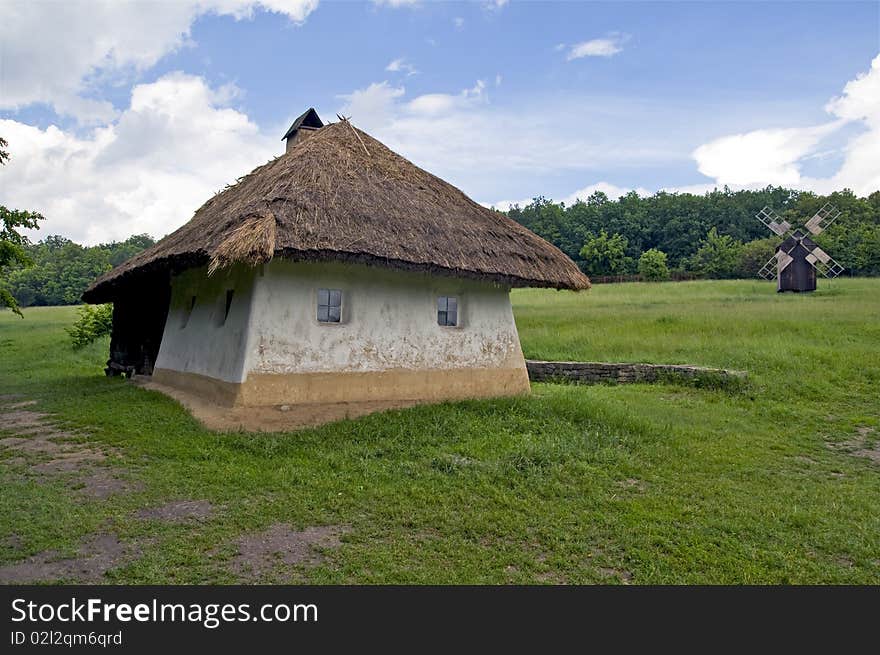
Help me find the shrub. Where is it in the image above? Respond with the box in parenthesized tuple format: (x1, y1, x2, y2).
(689, 227, 743, 278)
(639, 248, 670, 281)
(736, 237, 778, 278)
(579, 230, 633, 276)
(66, 303, 113, 349)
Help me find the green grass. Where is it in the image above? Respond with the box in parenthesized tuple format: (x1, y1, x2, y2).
(1, 278, 879, 584)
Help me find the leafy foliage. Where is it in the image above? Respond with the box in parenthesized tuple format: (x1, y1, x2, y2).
(638, 248, 670, 281)
(578, 230, 633, 276)
(0, 136, 45, 317)
(688, 227, 743, 279)
(65, 303, 113, 349)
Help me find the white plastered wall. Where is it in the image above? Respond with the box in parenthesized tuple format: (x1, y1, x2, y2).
(154, 263, 257, 383)
(243, 260, 526, 376)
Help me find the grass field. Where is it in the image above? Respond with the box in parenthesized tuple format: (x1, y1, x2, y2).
(1, 278, 879, 584)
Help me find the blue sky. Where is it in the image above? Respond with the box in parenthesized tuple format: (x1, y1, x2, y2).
(1, 1, 878, 243)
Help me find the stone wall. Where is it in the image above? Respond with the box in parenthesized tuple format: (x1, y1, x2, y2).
(526, 360, 746, 384)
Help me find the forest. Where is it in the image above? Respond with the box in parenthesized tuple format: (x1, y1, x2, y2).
(2, 186, 879, 307)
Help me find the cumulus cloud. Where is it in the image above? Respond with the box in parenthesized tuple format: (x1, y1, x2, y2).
(692, 122, 844, 187)
(0, 1, 319, 122)
(405, 80, 487, 116)
(566, 34, 627, 60)
(692, 54, 880, 196)
(0, 73, 278, 245)
(337, 82, 406, 132)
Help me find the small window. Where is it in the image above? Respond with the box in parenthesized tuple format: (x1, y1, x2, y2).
(181, 295, 196, 328)
(317, 288, 342, 323)
(437, 296, 458, 327)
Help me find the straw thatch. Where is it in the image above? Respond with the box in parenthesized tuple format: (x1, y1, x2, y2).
(83, 119, 589, 303)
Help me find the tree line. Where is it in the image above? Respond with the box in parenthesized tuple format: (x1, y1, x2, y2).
(5, 234, 155, 307)
(505, 187, 880, 280)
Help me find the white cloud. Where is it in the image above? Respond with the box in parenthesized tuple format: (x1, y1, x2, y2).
(337, 82, 406, 131)
(567, 34, 627, 60)
(692, 54, 880, 196)
(485, 0, 509, 10)
(454, 17, 465, 30)
(0, 1, 319, 122)
(0, 73, 278, 245)
(826, 55, 880, 122)
(495, 74, 503, 87)
(385, 57, 419, 76)
(403, 80, 487, 116)
(692, 122, 844, 187)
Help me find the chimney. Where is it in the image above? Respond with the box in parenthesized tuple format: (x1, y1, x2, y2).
(281, 107, 324, 154)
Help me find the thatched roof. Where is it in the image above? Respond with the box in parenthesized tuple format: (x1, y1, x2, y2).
(83, 118, 589, 303)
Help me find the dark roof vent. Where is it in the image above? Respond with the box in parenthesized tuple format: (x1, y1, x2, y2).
(282, 107, 324, 143)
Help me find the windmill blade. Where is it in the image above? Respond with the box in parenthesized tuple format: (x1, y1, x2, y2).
(803, 202, 841, 235)
(777, 249, 794, 272)
(803, 244, 845, 278)
(757, 254, 777, 279)
(756, 206, 793, 237)
(757, 250, 792, 279)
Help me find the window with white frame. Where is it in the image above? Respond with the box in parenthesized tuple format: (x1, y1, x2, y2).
(317, 288, 342, 323)
(437, 296, 458, 326)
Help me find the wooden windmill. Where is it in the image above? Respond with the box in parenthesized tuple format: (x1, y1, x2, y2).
(756, 203, 844, 292)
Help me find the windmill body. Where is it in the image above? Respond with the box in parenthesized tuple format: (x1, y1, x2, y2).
(776, 231, 817, 292)
(756, 203, 844, 293)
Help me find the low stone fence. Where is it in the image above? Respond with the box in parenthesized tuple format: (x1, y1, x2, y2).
(525, 360, 747, 385)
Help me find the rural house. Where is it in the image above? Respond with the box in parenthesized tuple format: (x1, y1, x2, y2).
(83, 109, 589, 414)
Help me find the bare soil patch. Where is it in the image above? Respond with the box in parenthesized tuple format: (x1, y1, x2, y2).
(73, 470, 144, 500)
(535, 571, 568, 584)
(2, 534, 24, 553)
(6, 400, 37, 409)
(617, 478, 647, 492)
(31, 450, 108, 474)
(0, 533, 139, 583)
(597, 567, 634, 584)
(230, 524, 349, 580)
(136, 500, 214, 522)
(1, 410, 55, 430)
(827, 426, 880, 465)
